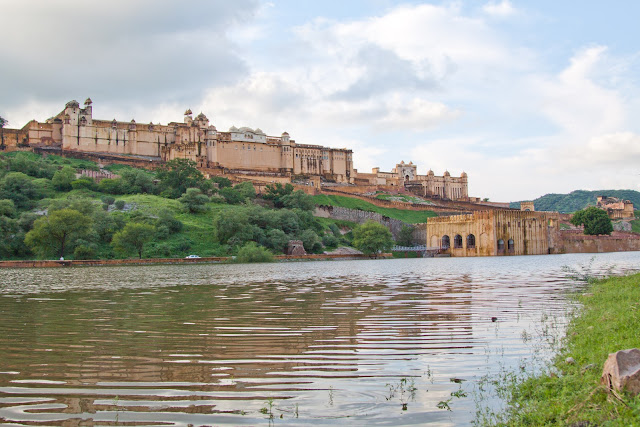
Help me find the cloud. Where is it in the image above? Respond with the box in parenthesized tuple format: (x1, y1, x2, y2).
(482, 1, 516, 17)
(0, 0, 260, 123)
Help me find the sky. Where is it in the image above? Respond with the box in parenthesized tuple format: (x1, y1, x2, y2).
(1, 0, 639, 202)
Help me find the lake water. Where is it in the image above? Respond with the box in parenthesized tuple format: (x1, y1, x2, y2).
(1, 252, 639, 426)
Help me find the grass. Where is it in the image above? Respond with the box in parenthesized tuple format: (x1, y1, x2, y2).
(312, 194, 436, 223)
(375, 192, 435, 205)
(115, 194, 226, 257)
(631, 211, 640, 233)
(494, 273, 640, 426)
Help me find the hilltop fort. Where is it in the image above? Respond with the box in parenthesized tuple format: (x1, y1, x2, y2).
(2, 98, 469, 200)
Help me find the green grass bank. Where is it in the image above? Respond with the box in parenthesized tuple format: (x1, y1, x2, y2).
(496, 272, 640, 425)
(312, 194, 437, 223)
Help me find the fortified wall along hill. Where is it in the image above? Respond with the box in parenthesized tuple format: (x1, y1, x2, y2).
(2, 98, 469, 201)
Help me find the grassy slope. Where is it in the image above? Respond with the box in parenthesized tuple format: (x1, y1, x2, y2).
(632, 211, 640, 234)
(500, 273, 640, 425)
(312, 194, 436, 223)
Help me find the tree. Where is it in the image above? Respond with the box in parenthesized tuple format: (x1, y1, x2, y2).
(0, 172, 47, 209)
(570, 206, 613, 235)
(281, 190, 315, 211)
(352, 220, 394, 256)
(156, 158, 204, 198)
(235, 241, 274, 263)
(52, 166, 76, 191)
(0, 116, 7, 150)
(179, 187, 209, 213)
(111, 222, 155, 259)
(210, 176, 232, 189)
(396, 225, 415, 246)
(263, 183, 294, 207)
(24, 209, 92, 259)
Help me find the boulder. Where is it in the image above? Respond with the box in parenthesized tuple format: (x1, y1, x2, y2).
(600, 348, 640, 396)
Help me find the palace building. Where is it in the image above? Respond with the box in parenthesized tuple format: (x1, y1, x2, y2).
(7, 99, 468, 199)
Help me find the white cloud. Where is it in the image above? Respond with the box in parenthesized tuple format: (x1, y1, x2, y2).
(482, 1, 516, 17)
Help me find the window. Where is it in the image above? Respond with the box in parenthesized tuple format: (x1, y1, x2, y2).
(497, 239, 505, 252)
(454, 234, 463, 249)
(467, 234, 476, 249)
(508, 239, 515, 252)
(441, 235, 450, 249)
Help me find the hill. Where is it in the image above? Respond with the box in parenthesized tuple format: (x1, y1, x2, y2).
(510, 190, 640, 213)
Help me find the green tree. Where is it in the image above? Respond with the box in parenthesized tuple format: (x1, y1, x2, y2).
(0, 199, 16, 218)
(111, 222, 155, 259)
(396, 225, 415, 246)
(24, 209, 92, 259)
(263, 182, 294, 207)
(52, 166, 76, 191)
(299, 229, 321, 253)
(235, 241, 274, 263)
(156, 158, 204, 198)
(0, 116, 7, 150)
(210, 176, 232, 189)
(352, 220, 394, 256)
(0, 172, 47, 209)
(179, 187, 209, 213)
(570, 206, 613, 235)
(281, 190, 315, 211)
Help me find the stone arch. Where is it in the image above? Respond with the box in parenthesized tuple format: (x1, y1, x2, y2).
(497, 239, 505, 252)
(442, 235, 450, 249)
(508, 239, 515, 252)
(467, 234, 476, 249)
(454, 234, 463, 249)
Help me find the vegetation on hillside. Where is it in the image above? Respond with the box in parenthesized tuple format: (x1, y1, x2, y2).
(570, 206, 613, 235)
(312, 194, 436, 223)
(510, 189, 640, 213)
(0, 152, 412, 260)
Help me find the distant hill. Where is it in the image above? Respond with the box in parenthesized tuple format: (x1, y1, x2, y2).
(510, 190, 640, 213)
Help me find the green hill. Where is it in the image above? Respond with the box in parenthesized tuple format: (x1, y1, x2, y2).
(510, 190, 640, 213)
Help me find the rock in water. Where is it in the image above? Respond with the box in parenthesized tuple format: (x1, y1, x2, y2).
(601, 348, 640, 396)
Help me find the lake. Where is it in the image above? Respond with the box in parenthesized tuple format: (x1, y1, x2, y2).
(1, 252, 639, 426)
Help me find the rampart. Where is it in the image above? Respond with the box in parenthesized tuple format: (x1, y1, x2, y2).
(314, 205, 426, 243)
(558, 230, 640, 254)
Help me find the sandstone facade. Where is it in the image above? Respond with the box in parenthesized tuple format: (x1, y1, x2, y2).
(18, 99, 354, 183)
(596, 196, 635, 220)
(426, 210, 561, 256)
(7, 99, 470, 200)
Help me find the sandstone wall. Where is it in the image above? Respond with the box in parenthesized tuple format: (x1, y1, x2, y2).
(314, 205, 420, 242)
(558, 230, 640, 254)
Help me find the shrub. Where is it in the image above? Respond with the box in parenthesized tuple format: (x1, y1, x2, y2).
(115, 200, 125, 210)
(235, 241, 274, 263)
(101, 196, 116, 206)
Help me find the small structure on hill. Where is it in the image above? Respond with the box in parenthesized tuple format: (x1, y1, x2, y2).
(287, 240, 307, 256)
(596, 196, 635, 220)
(520, 201, 535, 211)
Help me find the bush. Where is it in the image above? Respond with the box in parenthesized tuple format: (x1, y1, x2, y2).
(352, 220, 394, 255)
(74, 243, 97, 260)
(71, 178, 97, 191)
(115, 200, 125, 210)
(52, 166, 76, 191)
(101, 196, 116, 206)
(179, 188, 209, 213)
(235, 241, 274, 263)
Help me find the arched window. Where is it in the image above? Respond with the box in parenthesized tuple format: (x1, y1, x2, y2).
(442, 235, 450, 249)
(508, 239, 515, 252)
(454, 234, 463, 248)
(497, 239, 505, 252)
(467, 234, 476, 249)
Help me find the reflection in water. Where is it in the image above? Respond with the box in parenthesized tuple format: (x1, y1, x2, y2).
(0, 252, 638, 425)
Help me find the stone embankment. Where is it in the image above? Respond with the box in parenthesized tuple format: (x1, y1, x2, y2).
(0, 253, 392, 269)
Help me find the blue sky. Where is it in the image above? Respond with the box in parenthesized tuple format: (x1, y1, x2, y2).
(1, 0, 639, 201)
